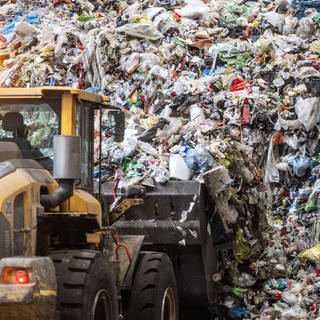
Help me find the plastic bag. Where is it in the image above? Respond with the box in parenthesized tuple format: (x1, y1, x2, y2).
(283, 15, 298, 35)
(153, 168, 169, 184)
(305, 76, 320, 96)
(112, 136, 137, 162)
(283, 134, 299, 150)
(233, 227, 254, 263)
(151, 156, 170, 184)
(116, 22, 163, 40)
(137, 141, 159, 157)
(139, 53, 161, 71)
(157, 119, 182, 140)
(1, 16, 20, 35)
(54, 29, 68, 58)
(282, 291, 300, 305)
(272, 131, 284, 145)
(233, 141, 253, 158)
(122, 158, 145, 178)
(267, 279, 288, 290)
(311, 165, 320, 178)
(295, 16, 315, 39)
(171, 79, 189, 96)
(189, 104, 205, 122)
(216, 197, 239, 224)
(295, 97, 320, 131)
(264, 138, 280, 184)
(288, 154, 310, 177)
(14, 20, 40, 35)
(149, 65, 169, 79)
(301, 244, 320, 262)
(123, 2, 142, 19)
(264, 12, 285, 32)
(274, 114, 302, 131)
(295, 66, 320, 80)
(176, 0, 209, 20)
(185, 144, 214, 174)
(120, 52, 140, 74)
(203, 165, 232, 196)
(309, 40, 320, 54)
(282, 306, 306, 320)
(169, 154, 191, 180)
(230, 307, 249, 318)
(304, 179, 320, 212)
(229, 78, 250, 91)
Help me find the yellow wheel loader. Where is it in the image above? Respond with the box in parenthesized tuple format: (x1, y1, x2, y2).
(0, 87, 231, 320)
(0, 87, 148, 320)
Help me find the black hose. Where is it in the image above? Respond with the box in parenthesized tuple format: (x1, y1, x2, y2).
(40, 179, 74, 209)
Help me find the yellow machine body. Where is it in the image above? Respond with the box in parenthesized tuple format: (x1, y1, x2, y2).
(0, 87, 136, 320)
(0, 87, 108, 257)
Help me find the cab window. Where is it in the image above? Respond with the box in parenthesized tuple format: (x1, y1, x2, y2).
(0, 103, 59, 170)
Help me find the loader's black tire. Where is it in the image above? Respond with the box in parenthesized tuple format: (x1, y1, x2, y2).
(128, 252, 178, 320)
(50, 250, 118, 320)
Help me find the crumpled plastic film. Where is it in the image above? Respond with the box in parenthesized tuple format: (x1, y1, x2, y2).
(233, 227, 254, 263)
(301, 244, 320, 263)
(1, 0, 320, 318)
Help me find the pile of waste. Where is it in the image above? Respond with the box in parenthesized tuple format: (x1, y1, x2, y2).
(1, 0, 320, 318)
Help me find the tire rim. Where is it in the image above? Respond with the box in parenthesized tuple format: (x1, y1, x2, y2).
(92, 289, 112, 320)
(161, 287, 176, 320)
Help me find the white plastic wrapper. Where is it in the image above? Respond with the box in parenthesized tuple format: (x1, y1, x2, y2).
(281, 306, 307, 319)
(176, 0, 210, 20)
(295, 16, 315, 39)
(283, 134, 299, 150)
(14, 21, 40, 35)
(169, 154, 191, 180)
(120, 52, 140, 74)
(263, 12, 285, 32)
(264, 138, 280, 184)
(116, 22, 164, 41)
(189, 104, 205, 122)
(274, 114, 303, 131)
(295, 97, 320, 132)
(283, 15, 298, 35)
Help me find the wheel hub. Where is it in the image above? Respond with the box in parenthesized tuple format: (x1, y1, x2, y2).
(92, 289, 111, 320)
(161, 287, 176, 320)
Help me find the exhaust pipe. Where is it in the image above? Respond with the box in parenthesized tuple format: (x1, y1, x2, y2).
(40, 179, 74, 209)
(41, 136, 81, 210)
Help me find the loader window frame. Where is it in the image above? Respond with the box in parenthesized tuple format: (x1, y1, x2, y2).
(76, 100, 95, 192)
(75, 101, 124, 195)
(13, 193, 24, 256)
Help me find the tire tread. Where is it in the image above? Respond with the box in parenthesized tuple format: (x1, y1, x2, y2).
(128, 251, 178, 320)
(50, 249, 117, 320)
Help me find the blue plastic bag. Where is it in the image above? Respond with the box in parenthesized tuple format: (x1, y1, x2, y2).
(288, 154, 310, 177)
(185, 144, 214, 174)
(25, 15, 40, 25)
(230, 307, 249, 318)
(2, 17, 20, 35)
(291, 0, 320, 18)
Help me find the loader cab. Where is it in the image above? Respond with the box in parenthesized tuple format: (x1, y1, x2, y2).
(0, 102, 59, 170)
(0, 87, 125, 192)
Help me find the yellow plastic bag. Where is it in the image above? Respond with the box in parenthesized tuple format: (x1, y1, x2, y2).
(301, 244, 320, 263)
(233, 227, 253, 263)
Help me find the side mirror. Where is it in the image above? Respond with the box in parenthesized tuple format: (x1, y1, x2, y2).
(105, 110, 125, 142)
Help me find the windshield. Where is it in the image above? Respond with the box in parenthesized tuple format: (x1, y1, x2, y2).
(0, 103, 59, 168)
